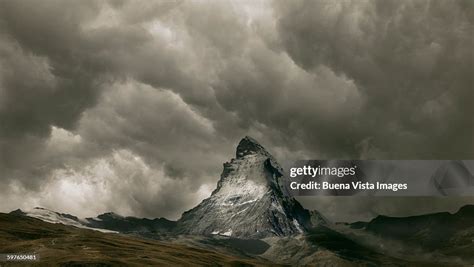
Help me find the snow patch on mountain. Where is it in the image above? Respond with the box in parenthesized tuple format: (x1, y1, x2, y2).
(176, 136, 323, 238)
(222, 229, 233, 236)
(21, 207, 117, 233)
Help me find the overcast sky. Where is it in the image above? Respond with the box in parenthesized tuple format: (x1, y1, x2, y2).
(0, 0, 473, 221)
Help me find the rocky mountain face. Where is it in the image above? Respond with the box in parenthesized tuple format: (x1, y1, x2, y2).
(176, 136, 326, 238)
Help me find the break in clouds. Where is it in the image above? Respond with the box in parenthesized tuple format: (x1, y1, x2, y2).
(0, 0, 473, 221)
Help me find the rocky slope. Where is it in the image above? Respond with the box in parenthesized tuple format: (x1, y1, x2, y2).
(176, 136, 326, 238)
(0, 212, 271, 266)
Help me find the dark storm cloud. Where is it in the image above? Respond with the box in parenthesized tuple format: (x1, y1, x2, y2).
(273, 0, 474, 158)
(0, 0, 106, 189)
(0, 0, 239, 218)
(0, 0, 472, 220)
(0, 1, 102, 137)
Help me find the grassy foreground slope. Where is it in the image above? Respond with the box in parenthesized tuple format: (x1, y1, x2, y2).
(0, 213, 272, 266)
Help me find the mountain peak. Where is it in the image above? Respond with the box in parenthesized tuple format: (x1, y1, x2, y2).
(236, 136, 269, 158)
(177, 136, 320, 238)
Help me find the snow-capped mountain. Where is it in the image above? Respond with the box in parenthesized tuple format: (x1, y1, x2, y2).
(176, 136, 326, 238)
(10, 207, 176, 235)
(10, 207, 117, 233)
(11, 137, 326, 239)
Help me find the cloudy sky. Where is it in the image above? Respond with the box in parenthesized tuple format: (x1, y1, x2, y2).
(0, 0, 472, 221)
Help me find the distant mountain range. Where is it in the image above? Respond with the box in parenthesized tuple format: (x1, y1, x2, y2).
(10, 207, 175, 235)
(350, 204, 474, 257)
(5, 137, 474, 265)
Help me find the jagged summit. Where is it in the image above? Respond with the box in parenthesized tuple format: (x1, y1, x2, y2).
(236, 136, 270, 158)
(176, 136, 325, 238)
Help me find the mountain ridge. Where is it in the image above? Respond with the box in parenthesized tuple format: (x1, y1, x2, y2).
(364, 204, 474, 246)
(175, 136, 326, 238)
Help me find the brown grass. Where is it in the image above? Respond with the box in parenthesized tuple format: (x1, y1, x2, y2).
(0, 213, 275, 266)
